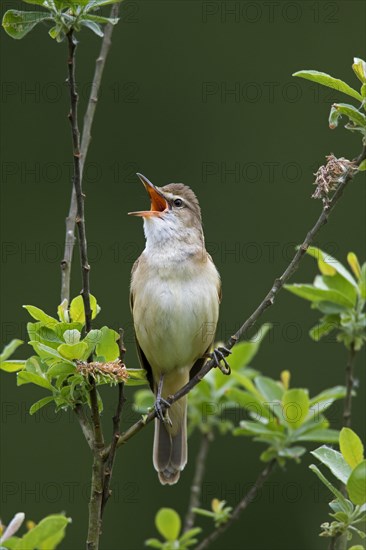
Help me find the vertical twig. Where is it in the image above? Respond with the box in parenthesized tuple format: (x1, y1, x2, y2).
(195, 459, 277, 550)
(66, 29, 105, 550)
(101, 329, 127, 516)
(66, 30, 92, 333)
(184, 432, 212, 533)
(61, 3, 121, 304)
(342, 343, 356, 428)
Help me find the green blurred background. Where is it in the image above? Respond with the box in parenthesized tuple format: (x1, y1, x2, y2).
(1, 1, 365, 548)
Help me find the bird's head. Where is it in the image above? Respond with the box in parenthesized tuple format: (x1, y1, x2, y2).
(129, 173, 203, 247)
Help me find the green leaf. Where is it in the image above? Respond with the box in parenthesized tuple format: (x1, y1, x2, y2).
(0, 360, 26, 373)
(57, 299, 69, 322)
(309, 386, 347, 408)
(2, 10, 52, 39)
(17, 371, 53, 391)
(84, 14, 119, 24)
(155, 508, 181, 541)
(340, 428, 364, 469)
(47, 363, 76, 378)
(359, 159, 366, 172)
(17, 514, 70, 550)
(314, 274, 358, 307)
(29, 396, 54, 415)
(347, 252, 362, 280)
(360, 264, 366, 300)
(226, 388, 271, 420)
(255, 376, 284, 402)
(293, 70, 363, 102)
(63, 329, 81, 344)
(57, 342, 88, 361)
(29, 341, 75, 367)
(309, 317, 339, 341)
(309, 464, 350, 509)
(69, 294, 100, 323)
(0, 339, 23, 362)
(306, 247, 358, 287)
(125, 368, 147, 386)
(79, 19, 104, 36)
(278, 446, 306, 460)
(234, 420, 285, 439)
(226, 324, 271, 370)
(297, 429, 340, 443)
(179, 527, 202, 545)
(311, 446, 351, 484)
(95, 326, 119, 361)
(352, 57, 366, 84)
(347, 460, 366, 505)
(87, 0, 123, 6)
(284, 284, 354, 308)
(282, 388, 309, 429)
(23, 305, 58, 327)
(329, 103, 366, 130)
(22, 0, 51, 4)
(145, 539, 163, 549)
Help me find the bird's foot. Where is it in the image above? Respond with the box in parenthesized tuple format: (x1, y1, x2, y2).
(208, 346, 232, 375)
(154, 396, 172, 426)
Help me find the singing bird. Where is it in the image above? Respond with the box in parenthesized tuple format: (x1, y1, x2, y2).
(129, 174, 230, 485)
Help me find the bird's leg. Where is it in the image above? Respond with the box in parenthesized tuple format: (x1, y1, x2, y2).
(206, 346, 232, 375)
(154, 374, 172, 426)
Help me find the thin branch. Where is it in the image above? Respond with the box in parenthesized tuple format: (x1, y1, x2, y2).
(101, 145, 366, 458)
(74, 403, 94, 450)
(66, 30, 92, 332)
(195, 459, 277, 550)
(184, 432, 213, 533)
(342, 342, 357, 428)
(61, 3, 121, 303)
(101, 330, 127, 516)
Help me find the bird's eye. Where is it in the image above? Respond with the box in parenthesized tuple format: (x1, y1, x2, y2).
(173, 198, 184, 208)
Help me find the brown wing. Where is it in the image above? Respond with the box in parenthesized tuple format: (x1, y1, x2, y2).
(135, 335, 154, 392)
(130, 256, 154, 392)
(190, 255, 221, 378)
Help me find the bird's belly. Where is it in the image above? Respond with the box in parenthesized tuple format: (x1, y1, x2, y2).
(133, 275, 219, 375)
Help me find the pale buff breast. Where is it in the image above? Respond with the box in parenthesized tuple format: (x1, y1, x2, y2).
(131, 252, 220, 378)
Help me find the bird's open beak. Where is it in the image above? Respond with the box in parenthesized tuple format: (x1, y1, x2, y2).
(128, 173, 168, 217)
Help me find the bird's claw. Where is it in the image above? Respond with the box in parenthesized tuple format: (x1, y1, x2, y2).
(154, 397, 172, 425)
(209, 346, 232, 375)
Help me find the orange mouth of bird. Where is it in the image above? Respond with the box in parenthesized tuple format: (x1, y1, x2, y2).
(128, 173, 168, 217)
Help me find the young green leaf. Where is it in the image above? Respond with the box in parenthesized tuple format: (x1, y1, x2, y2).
(69, 294, 100, 323)
(347, 460, 366, 505)
(57, 342, 88, 361)
(17, 371, 54, 391)
(329, 103, 366, 130)
(306, 247, 358, 287)
(255, 376, 284, 402)
(340, 428, 364, 469)
(0, 360, 26, 373)
(309, 464, 350, 511)
(293, 70, 362, 102)
(352, 57, 366, 84)
(284, 284, 354, 308)
(17, 514, 70, 550)
(29, 396, 55, 415)
(347, 253, 362, 280)
(79, 19, 104, 36)
(95, 326, 119, 361)
(281, 388, 309, 429)
(155, 508, 181, 541)
(0, 339, 23, 362)
(311, 445, 352, 484)
(2, 10, 53, 39)
(23, 305, 58, 327)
